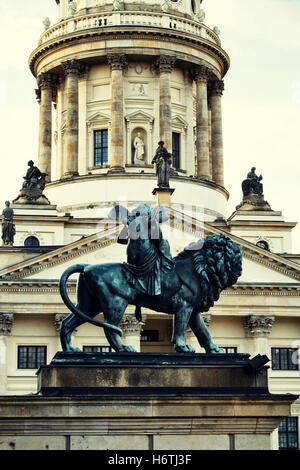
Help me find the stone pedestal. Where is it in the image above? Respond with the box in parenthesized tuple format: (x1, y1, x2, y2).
(152, 187, 175, 206)
(0, 353, 297, 451)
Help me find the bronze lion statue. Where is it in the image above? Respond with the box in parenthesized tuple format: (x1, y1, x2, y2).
(59, 231, 242, 354)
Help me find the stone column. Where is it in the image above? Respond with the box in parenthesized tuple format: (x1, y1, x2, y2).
(119, 312, 146, 353)
(193, 65, 211, 180)
(62, 60, 81, 177)
(107, 54, 127, 172)
(210, 79, 225, 186)
(36, 73, 54, 181)
(245, 315, 275, 358)
(156, 55, 176, 152)
(0, 313, 13, 395)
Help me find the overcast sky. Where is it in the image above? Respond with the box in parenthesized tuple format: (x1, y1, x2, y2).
(0, 0, 299, 252)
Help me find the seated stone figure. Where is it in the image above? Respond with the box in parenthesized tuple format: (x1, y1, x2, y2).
(13, 160, 50, 205)
(22, 160, 47, 191)
(242, 167, 263, 197)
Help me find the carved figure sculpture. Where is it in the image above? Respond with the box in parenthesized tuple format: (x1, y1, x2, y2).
(152, 141, 172, 188)
(59, 223, 242, 354)
(13, 160, 50, 205)
(242, 167, 263, 197)
(133, 133, 145, 162)
(2, 201, 15, 246)
(43, 17, 51, 30)
(69, 0, 77, 16)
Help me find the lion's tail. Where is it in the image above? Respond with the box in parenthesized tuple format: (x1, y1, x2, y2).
(59, 264, 122, 336)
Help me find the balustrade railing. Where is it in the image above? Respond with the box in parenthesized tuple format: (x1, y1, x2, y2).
(38, 11, 220, 46)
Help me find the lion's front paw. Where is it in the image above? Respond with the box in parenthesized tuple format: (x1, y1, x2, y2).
(207, 343, 225, 354)
(175, 344, 196, 353)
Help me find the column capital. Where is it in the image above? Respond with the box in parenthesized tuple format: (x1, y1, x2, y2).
(62, 59, 82, 76)
(119, 312, 146, 334)
(202, 314, 212, 327)
(155, 55, 176, 73)
(35, 88, 41, 103)
(245, 315, 275, 338)
(0, 313, 14, 336)
(54, 314, 67, 334)
(209, 79, 225, 97)
(37, 72, 57, 89)
(191, 64, 212, 82)
(107, 53, 127, 71)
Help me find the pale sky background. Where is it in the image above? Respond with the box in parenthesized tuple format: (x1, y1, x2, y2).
(0, 0, 299, 252)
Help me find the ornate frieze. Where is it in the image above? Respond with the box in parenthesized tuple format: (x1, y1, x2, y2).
(155, 55, 177, 73)
(0, 313, 13, 336)
(107, 53, 127, 71)
(245, 315, 275, 337)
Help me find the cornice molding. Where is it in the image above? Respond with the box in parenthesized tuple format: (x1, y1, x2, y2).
(29, 28, 230, 78)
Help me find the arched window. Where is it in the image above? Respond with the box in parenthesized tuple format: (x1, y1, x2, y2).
(24, 236, 40, 248)
(256, 240, 269, 251)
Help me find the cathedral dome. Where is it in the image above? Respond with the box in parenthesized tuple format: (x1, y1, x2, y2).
(30, 0, 229, 220)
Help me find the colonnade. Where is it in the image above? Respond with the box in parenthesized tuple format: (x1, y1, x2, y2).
(36, 54, 225, 186)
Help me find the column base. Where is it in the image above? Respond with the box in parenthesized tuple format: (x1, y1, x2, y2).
(61, 171, 79, 179)
(107, 167, 125, 174)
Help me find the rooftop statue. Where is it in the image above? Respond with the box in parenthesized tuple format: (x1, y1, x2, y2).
(13, 161, 50, 206)
(1, 201, 15, 247)
(242, 167, 263, 197)
(59, 204, 242, 355)
(152, 141, 172, 188)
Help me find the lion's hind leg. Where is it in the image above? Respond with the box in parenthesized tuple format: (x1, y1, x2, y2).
(188, 313, 224, 354)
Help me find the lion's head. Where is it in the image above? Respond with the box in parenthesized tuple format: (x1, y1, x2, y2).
(175, 234, 242, 311)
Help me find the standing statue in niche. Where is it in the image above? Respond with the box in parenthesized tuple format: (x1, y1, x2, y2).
(133, 133, 145, 162)
(2, 201, 15, 246)
(152, 141, 172, 188)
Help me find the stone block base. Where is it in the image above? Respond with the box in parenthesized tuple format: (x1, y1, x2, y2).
(0, 353, 297, 451)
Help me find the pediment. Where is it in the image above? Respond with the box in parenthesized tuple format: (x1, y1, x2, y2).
(0, 208, 299, 284)
(86, 111, 110, 124)
(125, 110, 154, 123)
(171, 114, 188, 129)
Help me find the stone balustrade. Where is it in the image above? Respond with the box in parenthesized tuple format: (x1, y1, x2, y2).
(38, 11, 220, 46)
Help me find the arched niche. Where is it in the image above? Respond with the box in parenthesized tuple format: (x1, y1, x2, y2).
(125, 111, 154, 166)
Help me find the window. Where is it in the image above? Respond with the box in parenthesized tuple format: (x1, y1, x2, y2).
(18, 346, 47, 369)
(221, 347, 238, 354)
(83, 346, 112, 353)
(172, 132, 180, 170)
(278, 417, 299, 450)
(271, 348, 298, 370)
(24, 236, 40, 247)
(94, 129, 108, 166)
(141, 330, 159, 342)
(256, 240, 269, 251)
